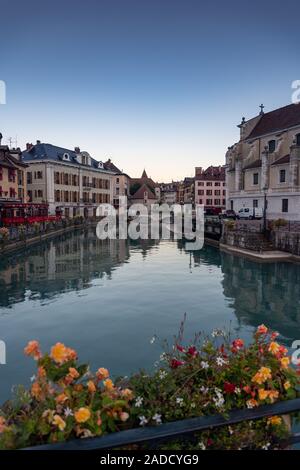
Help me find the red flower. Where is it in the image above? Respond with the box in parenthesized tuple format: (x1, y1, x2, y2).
(231, 339, 244, 353)
(224, 382, 236, 394)
(176, 345, 186, 353)
(170, 359, 185, 369)
(187, 346, 198, 357)
(207, 438, 213, 447)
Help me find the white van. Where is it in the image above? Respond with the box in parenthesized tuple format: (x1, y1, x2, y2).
(237, 207, 263, 219)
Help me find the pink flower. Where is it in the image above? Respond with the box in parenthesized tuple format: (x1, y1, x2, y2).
(170, 359, 185, 369)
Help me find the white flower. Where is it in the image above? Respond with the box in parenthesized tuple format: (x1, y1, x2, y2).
(135, 396, 143, 407)
(247, 401, 255, 409)
(191, 403, 196, 409)
(160, 353, 167, 362)
(213, 388, 225, 408)
(30, 375, 36, 382)
(152, 413, 162, 424)
(262, 443, 271, 450)
(198, 441, 206, 450)
(234, 387, 241, 395)
(139, 416, 148, 426)
(159, 370, 167, 380)
(216, 356, 227, 367)
(81, 429, 93, 439)
(212, 329, 225, 338)
(200, 386, 209, 394)
(64, 407, 74, 417)
(176, 397, 184, 406)
(228, 426, 234, 435)
(150, 336, 156, 344)
(200, 361, 209, 370)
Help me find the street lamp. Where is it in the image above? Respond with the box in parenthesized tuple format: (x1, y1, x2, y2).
(263, 186, 268, 234)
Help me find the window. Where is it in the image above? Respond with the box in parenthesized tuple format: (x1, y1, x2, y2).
(282, 199, 289, 213)
(253, 173, 259, 185)
(296, 133, 300, 146)
(207, 190, 212, 196)
(214, 190, 220, 196)
(214, 199, 220, 205)
(215, 182, 220, 186)
(198, 190, 204, 195)
(206, 199, 213, 205)
(199, 199, 203, 205)
(253, 199, 258, 208)
(230, 200, 234, 210)
(206, 182, 212, 186)
(34, 171, 43, 179)
(222, 199, 226, 205)
(279, 169, 286, 183)
(198, 181, 204, 186)
(268, 140, 276, 153)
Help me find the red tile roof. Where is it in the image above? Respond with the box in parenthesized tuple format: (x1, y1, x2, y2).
(195, 165, 225, 181)
(130, 183, 157, 200)
(246, 104, 300, 139)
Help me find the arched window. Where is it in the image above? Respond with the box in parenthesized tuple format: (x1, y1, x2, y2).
(268, 140, 276, 153)
(296, 133, 300, 146)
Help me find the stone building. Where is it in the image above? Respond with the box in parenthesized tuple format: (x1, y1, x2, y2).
(104, 159, 130, 208)
(22, 141, 115, 218)
(226, 103, 300, 220)
(194, 166, 226, 211)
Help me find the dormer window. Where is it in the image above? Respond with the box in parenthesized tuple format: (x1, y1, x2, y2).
(268, 140, 276, 153)
(62, 152, 70, 161)
(296, 133, 300, 146)
(98, 161, 104, 169)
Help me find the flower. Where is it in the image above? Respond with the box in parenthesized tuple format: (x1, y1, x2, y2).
(187, 346, 198, 357)
(200, 361, 209, 369)
(56, 392, 68, 404)
(50, 343, 76, 364)
(24, 340, 41, 360)
(212, 329, 225, 337)
(159, 370, 167, 380)
(135, 396, 143, 407)
(52, 414, 66, 431)
(267, 416, 282, 426)
(139, 416, 148, 426)
(280, 357, 290, 369)
(198, 441, 206, 450)
(96, 367, 109, 380)
(103, 379, 114, 391)
(87, 380, 96, 393)
(68, 367, 80, 379)
(120, 412, 129, 422)
(257, 324, 268, 335)
(170, 359, 185, 369)
(216, 356, 227, 367)
(0, 416, 8, 433)
(223, 382, 236, 394)
(252, 367, 272, 385)
(231, 339, 244, 352)
(284, 380, 291, 390)
(64, 407, 73, 417)
(176, 397, 184, 406)
(31, 382, 43, 400)
(74, 407, 91, 423)
(37, 366, 46, 378)
(268, 342, 280, 355)
(268, 390, 279, 403)
(258, 389, 269, 401)
(246, 399, 258, 408)
(121, 388, 133, 399)
(200, 385, 209, 394)
(150, 336, 156, 344)
(152, 413, 162, 424)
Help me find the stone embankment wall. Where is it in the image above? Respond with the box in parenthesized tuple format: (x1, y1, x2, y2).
(271, 231, 300, 256)
(221, 230, 273, 252)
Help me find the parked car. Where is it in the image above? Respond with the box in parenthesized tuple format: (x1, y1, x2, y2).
(237, 207, 263, 220)
(219, 209, 237, 220)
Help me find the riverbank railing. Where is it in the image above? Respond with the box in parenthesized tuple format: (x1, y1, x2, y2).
(24, 398, 300, 450)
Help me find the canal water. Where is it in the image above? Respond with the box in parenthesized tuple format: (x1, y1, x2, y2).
(0, 228, 300, 403)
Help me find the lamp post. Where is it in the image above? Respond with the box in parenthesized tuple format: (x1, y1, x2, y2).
(263, 186, 268, 234)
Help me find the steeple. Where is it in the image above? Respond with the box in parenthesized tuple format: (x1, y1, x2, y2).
(142, 169, 148, 179)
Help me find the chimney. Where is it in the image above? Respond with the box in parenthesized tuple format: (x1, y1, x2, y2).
(36, 140, 41, 145)
(74, 146, 80, 153)
(26, 142, 33, 151)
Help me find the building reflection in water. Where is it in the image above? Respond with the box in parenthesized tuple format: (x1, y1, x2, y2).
(0, 229, 160, 308)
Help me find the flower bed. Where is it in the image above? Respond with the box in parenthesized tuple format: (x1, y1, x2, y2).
(0, 324, 299, 450)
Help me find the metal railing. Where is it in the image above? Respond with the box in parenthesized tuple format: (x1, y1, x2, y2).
(24, 398, 300, 450)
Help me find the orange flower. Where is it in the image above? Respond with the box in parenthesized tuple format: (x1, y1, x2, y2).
(74, 407, 91, 423)
(257, 324, 268, 335)
(246, 398, 258, 408)
(52, 414, 66, 431)
(87, 380, 96, 393)
(284, 381, 291, 390)
(50, 343, 77, 364)
(268, 390, 279, 403)
(68, 367, 80, 379)
(267, 416, 282, 426)
(252, 367, 272, 385)
(55, 393, 68, 404)
(37, 366, 47, 378)
(73, 384, 83, 392)
(96, 368, 109, 380)
(31, 381, 43, 400)
(268, 342, 280, 355)
(24, 340, 42, 360)
(103, 379, 114, 391)
(121, 388, 133, 399)
(280, 357, 290, 369)
(258, 389, 269, 401)
(0, 416, 8, 433)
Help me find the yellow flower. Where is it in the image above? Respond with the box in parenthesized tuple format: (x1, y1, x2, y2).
(284, 381, 291, 390)
(280, 357, 290, 369)
(68, 367, 80, 379)
(96, 368, 109, 380)
(252, 367, 272, 385)
(121, 388, 133, 399)
(52, 414, 66, 431)
(258, 389, 269, 401)
(74, 407, 91, 423)
(268, 342, 280, 355)
(87, 380, 96, 393)
(267, 416, 282, 426)
(50, 343, 77, 364)
(103, 379, 114, 390)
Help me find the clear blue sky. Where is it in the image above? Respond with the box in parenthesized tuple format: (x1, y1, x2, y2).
(0, 0, 300, 181)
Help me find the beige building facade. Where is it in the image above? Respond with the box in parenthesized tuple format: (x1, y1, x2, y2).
(226, 104, 300, 220)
